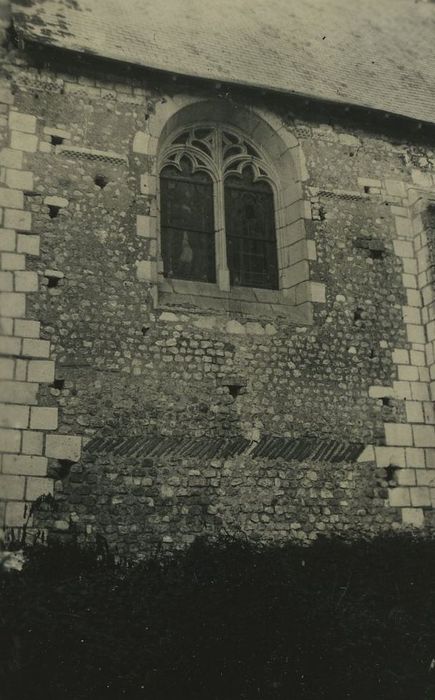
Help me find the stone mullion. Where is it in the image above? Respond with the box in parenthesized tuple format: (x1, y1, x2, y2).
(215, 128, 230, 291)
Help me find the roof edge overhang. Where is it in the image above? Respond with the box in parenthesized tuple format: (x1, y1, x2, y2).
(11, 18, 435, 137)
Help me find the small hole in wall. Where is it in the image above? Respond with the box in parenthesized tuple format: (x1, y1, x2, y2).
(47, 277, 60, 288)
(369, 248, 384, 260)
(319, 205, 326, 221)
(382, 397, 391, 407)
(141, 325, 150, 336)
(228, 384, 243, 398)
(353, 307, 364, 322)
(94, 174, 109, 189)
(52, 378, 65, 390)
(48, 459, 74, 480)
(48, 205, 60, 219)
(385, 464, 399, 484)
(364, 186, 370, 194)
(57, 459, 74, 478)
(51, 135, 64, 146)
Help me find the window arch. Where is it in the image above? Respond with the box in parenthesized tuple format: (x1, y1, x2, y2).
(159, 125, 279, 291)
(138, 97, 324, 322)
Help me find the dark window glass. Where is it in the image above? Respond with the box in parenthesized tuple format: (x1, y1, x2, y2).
(225, 166, 278, 289)
(160, 157, 216, 283)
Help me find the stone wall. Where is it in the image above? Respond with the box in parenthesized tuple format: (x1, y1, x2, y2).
(59, 450, 395, 557)
(1, 31, 435, 553)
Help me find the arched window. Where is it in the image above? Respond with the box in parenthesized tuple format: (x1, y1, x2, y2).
(159, 126, 279, 290)
(225, 167, 278, 289)
(160, 156, 215, 283)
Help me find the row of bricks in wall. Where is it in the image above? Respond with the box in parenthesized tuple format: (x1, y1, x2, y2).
(372, 385, 435, 433)
(381, 208, 435, 521)
(1, 100, 46, 351)
(0, 114, 38, 353)
(379, 201, 435, 523)
(0, 429, 82, 529)
(0, 101, 81, 519)
(0, 111, 49, 411)
(0, 103, 51, 318)
(0, 429, 81, 464)
(389, 486, 435, 509)
(0, 430, 82, 525)
(398, 226, 435, 400)
(0, 109, 37, 302)
(372, 378, 434, 401)
(0, 108, 48, 332)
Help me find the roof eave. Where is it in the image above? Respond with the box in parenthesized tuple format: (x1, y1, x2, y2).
(12, 21, 435, 131)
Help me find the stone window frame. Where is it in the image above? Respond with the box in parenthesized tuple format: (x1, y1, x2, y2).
(159, 122, 282, 291)
(135, 98, 325, 322)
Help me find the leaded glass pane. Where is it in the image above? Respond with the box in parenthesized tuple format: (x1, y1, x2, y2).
(225, 167, 278, 289)
(160, 157, 216, 283)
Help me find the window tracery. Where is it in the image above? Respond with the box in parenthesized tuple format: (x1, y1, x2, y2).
(159, 125, 279, 290)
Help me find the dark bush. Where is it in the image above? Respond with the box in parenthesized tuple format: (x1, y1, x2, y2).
(1, 534, 435, 700)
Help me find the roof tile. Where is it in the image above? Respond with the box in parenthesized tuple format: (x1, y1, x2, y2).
(11, 0, 435, 124)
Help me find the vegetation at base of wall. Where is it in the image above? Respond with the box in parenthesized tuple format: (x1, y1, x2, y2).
(1, 535, 435, 700)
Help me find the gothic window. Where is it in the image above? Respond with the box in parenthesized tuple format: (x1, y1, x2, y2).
(160, 157, 215, 283)
(225, 168, 278, 289)
(159, 126, 279, 290)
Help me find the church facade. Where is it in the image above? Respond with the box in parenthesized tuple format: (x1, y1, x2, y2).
(1, 0, 435, 556)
